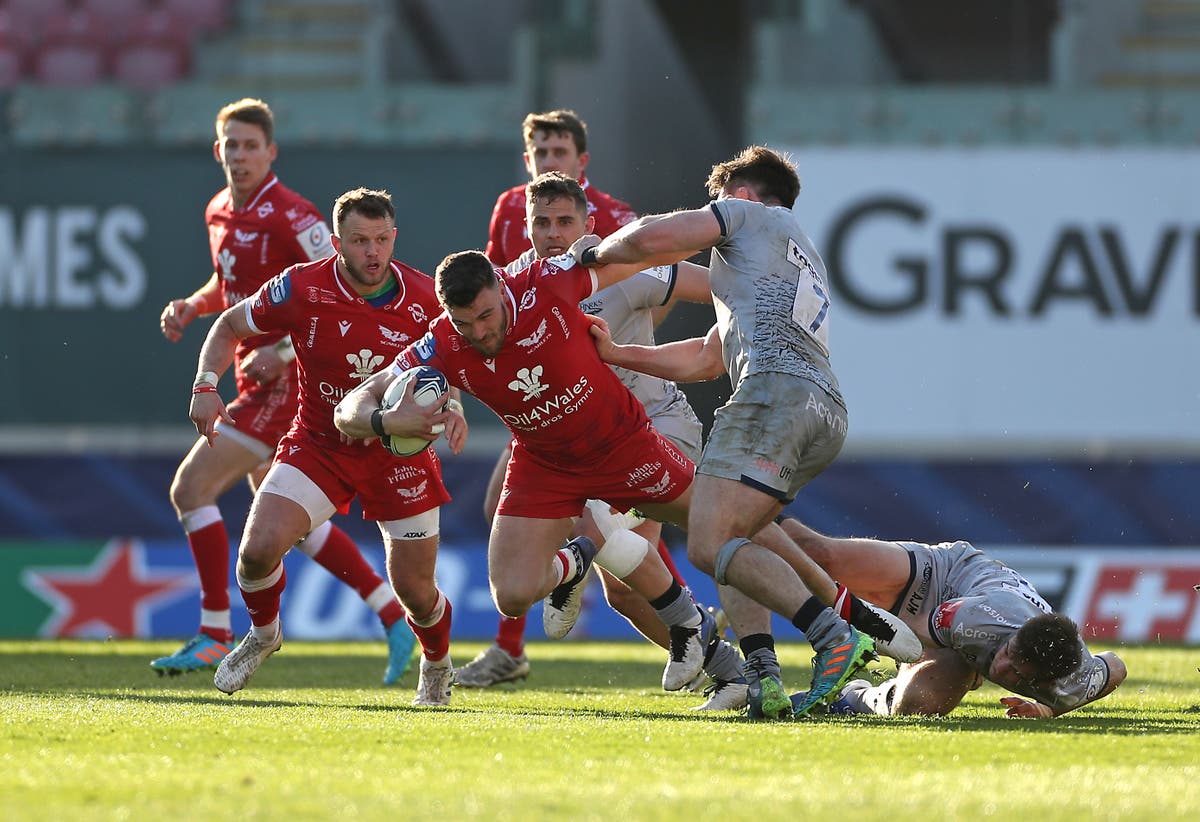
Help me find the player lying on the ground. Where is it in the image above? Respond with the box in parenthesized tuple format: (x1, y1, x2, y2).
(778, 517, 1127, 718)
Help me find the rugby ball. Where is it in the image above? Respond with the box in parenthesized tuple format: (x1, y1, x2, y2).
(378, 366, 450, 457)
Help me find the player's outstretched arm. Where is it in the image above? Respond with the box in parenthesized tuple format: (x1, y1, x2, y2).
(1001, 651, 1127, 718)
(590, 209, 720, 270)
(589, 318, 725, 383)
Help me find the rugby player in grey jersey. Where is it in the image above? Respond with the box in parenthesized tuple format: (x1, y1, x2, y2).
(457, 172, 751, 709)
(779, 518, 1128, 718)
(579, 146, 922, 719)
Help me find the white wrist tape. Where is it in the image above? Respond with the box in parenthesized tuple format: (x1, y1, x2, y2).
(193, 370, 219, 388)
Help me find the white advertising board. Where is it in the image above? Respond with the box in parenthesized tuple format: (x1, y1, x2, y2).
(779, 148, 1199, 454)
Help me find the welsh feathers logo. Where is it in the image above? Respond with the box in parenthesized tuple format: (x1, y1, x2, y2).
(508, 366, 548, 400)
(347, 349, 384, 380)
(217, 248, 236, 279)
(516, 318, 548, 349)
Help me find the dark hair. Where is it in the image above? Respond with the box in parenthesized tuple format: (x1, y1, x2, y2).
(705, 145, 800, 208)
(332, 188, 394, 235)
(526, 171, 587, 216)
(216, 97, 274, 144)
(1011, 612, 1083, 682)
(523, 109, 588, 154)
(436, 250, 499, 308)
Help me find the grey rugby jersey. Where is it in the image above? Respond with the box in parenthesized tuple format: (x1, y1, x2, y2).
(930, 588, 1110, 713)
(708, 198, 843, 407)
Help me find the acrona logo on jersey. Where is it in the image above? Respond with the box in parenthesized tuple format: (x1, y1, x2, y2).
(519, 287, 538, 311)
(0, 205, 146, 310)
(256, 201, 274, 219)
(347, 349, 384, 381)
(516, 318, 549, 351)
(508, 366, 549, 400)
(409, 303, 429, 326)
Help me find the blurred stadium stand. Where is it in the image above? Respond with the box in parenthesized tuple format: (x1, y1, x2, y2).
(3, 1, 1194, 148)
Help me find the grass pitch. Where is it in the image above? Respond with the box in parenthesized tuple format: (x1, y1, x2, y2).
(1, 639, 1197, 821)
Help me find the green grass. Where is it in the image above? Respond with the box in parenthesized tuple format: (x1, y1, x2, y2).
(1, 639, 1197, 821)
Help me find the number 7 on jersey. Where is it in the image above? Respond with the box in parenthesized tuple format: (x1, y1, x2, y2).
(786, 237, 831, 354)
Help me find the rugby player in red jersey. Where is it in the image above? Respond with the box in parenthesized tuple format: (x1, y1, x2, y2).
(156, 99, 418, 683)
(461, 173, 745, 709)
(484, 109, 635, 267)
(188, 188, 465, 706)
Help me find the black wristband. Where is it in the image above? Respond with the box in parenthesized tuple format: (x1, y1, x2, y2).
(370, 407, 386, 437)
(580, 246, 599, 267)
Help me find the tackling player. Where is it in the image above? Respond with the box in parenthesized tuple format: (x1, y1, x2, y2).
(778, 517, 1128, 718)
(156, 98, 418, 683)
(484, 109, 635, 267)
(189, 188, 465, 706)
(578, 145, 925, 718)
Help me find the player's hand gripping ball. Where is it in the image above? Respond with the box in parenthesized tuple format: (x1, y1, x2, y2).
(379, 366, 450, 457)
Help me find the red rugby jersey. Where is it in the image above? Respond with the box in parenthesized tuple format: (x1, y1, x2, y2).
(484, 175, 636, 267)
(395, 254, 649, 467)
(244, 256, 440, 445)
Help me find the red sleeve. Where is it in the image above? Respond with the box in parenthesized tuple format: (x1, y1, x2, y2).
(484, 191, 507, 264)
(245, 271, 297, 337)
(591, 195, 637, 238)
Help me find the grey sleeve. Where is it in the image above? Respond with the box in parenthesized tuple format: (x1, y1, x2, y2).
(1021, 652, 1112, 713)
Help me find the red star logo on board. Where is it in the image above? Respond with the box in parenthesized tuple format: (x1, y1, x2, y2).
(22, 539, 195, 638)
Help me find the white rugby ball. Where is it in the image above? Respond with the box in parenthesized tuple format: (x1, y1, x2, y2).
(378, 366, 450, 457)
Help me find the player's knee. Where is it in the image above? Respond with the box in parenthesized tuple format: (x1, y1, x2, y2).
(238, 538, 285, 578)
(393, 583, 438, 620)
(705, 537, 753, 584)
(686, 541, 718, 576)
(492, 581, 535, 619)
(593, 529, 648, 579)
(169, 470, 201, 512)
